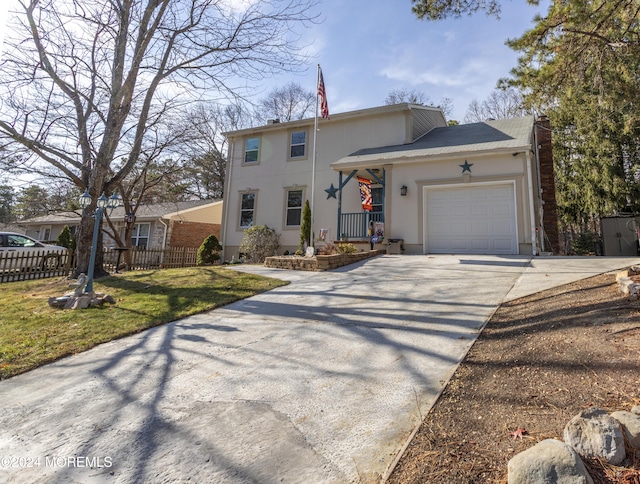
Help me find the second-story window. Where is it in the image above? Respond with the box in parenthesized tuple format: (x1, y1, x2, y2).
(244, 137, 260, 163)
(289, 130, 307, 159)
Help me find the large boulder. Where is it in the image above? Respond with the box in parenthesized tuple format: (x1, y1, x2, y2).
(611, 410, 640, 448)
(507, 439, 593, 484)
(564, 407, 625, 465)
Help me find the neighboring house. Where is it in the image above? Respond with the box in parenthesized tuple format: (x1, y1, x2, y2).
(222, 103, 559, 258)
(19, 200, 223, 249)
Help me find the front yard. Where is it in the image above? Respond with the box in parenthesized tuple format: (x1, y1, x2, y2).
(0, 267, 287, 380)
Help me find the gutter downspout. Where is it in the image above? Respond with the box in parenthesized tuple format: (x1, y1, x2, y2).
(525, 150, 538, 256)
(159, 217, 169, 265)
(220, 139, 235, 263)
(532, 119, 545, 252)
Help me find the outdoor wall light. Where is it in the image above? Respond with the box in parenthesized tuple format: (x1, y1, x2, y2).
(400, 185, 408, 196)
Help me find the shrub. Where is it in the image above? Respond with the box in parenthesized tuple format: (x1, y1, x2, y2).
(56, 225, 76, 251)
(299, 200, 311, 252)
(239, 225, 280, 263)
(571, 232, 600, 255)
(336, 243, 357, 254)
(197, 234, 222, 265)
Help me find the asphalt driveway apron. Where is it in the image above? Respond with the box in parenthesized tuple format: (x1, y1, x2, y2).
(0, 255, 636, 483)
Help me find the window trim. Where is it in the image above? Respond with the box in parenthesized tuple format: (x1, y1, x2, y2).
(287, 128, 309, 161)
(283, 187, 306, 229)
(243, 136, 261, 165)
(238, 190, 258, 230)
(131, 222, 151, 248)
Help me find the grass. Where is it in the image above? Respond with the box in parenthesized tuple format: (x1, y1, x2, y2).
(0, 266, 288, 380)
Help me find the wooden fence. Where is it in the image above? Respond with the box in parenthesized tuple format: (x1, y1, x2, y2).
(1, 246, 201, 283)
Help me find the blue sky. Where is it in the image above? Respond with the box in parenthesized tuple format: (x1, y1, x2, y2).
(270, 0, 550, 122)
(0, 0, 549, 122)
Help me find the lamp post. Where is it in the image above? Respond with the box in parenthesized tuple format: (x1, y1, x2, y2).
(79, 190, 122, 294)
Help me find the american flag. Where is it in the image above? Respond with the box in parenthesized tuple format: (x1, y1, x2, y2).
(358, 177, 372, 211)
(318, 68, 329, 119)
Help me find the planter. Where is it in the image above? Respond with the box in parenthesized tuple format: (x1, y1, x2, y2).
(264, 250, 385, 271)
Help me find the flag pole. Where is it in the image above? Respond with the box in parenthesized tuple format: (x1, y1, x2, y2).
(310, 64, 320, 250)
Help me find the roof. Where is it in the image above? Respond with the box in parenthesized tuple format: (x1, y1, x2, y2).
(19, 199, 220, 225)
(331, 116, 535, 170)
(224, 103, 446, 138)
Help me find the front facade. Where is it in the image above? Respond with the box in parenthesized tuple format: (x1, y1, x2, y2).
(222, 103, 558, 259)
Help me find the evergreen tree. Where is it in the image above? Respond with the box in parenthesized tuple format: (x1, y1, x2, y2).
(505, 0, 640, 226)
(299, 200, 311, 253)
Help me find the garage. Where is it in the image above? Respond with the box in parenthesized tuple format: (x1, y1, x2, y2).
(425, 184, 518, 255)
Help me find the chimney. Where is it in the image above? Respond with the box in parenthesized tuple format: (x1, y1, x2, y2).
(535, 115, 561, 254)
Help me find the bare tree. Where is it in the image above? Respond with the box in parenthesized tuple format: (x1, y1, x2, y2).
(464, 87, 530, 123)
(178, 102, 250, 199)
(385, 89, 455, 119)
(255, 82, 316, 123)
(0, 0, 318, 276)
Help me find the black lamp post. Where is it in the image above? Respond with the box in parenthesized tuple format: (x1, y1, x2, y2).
(79, 190, 121, 293)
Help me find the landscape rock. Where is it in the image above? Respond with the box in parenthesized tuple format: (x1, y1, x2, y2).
(507, 439, 593, 484)
(611, 410, 640, 448)
(632, 406, 640, 416)
(563, 407, 626, 465)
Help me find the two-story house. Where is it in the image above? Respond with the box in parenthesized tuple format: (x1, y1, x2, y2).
(221, 103, 559, 259)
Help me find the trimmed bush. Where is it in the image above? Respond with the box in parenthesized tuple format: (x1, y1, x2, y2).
(239, 225, 280, 263)
(197, 234, 222, 265)
(336, 243, 357, 254)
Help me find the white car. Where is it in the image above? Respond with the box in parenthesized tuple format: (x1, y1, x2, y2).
(0, 232, 68, 271)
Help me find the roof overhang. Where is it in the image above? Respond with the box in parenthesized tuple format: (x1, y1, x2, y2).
(331, 144, 533, 171)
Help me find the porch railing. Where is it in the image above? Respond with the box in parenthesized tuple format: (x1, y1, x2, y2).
(339, 211, 384, 239)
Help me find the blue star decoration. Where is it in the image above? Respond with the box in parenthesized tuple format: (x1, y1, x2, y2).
(325, 183, 339, 199)
(459, 160, 473, 173)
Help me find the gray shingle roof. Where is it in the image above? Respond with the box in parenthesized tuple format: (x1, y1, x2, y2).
(19, 199, 219, 224)
(332, 116, 534, 169)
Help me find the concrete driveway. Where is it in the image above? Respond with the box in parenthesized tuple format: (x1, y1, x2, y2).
(0, 255, 636, 483)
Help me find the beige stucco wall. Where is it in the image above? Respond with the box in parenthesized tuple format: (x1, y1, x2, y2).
(386, 152, 534, 255)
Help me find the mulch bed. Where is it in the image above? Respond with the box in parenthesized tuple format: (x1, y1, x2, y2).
(388, 271, 640, 483)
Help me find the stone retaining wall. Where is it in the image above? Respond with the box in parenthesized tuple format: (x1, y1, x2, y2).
(264, 250, 385, 271)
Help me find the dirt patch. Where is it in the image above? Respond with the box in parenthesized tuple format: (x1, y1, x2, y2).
(388, 271, 640, 484)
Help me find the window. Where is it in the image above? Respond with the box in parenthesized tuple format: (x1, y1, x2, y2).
(240, 192, 256, 228)
(244, 137, 260, 163)
(131, 223, 150, 248)
(285, 189, 303, 227)
(289, 130, 307, 159)
(7, 234, 40, 248)
(372, 187, 383, 213)
(40, 226, 51, 241)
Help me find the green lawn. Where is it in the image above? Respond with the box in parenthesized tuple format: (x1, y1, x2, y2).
(0, 266, 288, 380)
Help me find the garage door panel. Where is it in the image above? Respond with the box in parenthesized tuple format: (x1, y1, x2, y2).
(426, 184, 517, 255)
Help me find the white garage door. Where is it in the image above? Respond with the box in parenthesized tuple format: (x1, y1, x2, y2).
(426, 184, 517, 254)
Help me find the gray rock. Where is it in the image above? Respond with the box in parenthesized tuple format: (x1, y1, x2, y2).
(564, 407, 626, 465)
(507, 439, 593, 484)
(632, 406, 640, 416)
(611, 411, 640, 448)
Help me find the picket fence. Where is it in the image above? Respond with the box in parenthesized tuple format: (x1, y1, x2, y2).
(0, 246, 201, 283)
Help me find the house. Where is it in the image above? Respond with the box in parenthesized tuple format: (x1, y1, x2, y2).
(19, 199, 223, 249)
(221, 103, 559, 259)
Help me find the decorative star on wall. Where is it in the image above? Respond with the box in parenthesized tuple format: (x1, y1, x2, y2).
(325, 183, 339, 199)
(459, 160, 473, 173)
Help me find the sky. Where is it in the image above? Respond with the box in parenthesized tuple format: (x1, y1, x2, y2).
(0, 0, 549, 124)
(264, 0, 550, 122)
